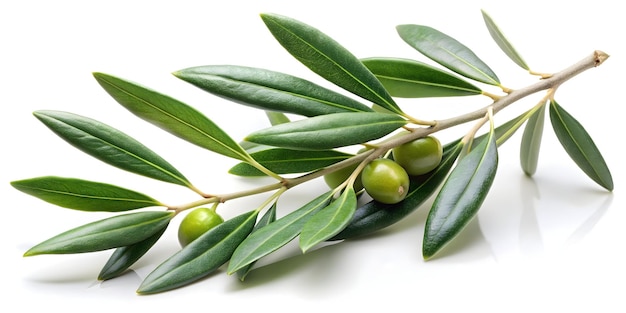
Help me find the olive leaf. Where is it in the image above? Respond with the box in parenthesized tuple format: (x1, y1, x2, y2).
(229, 148, 353, 176)
(299, 187, 357, 253)
(266, 111, 291, 125)
(520, 102, 546, 175)
(24, 211, 174, 256)
(361, 57, 482, 98)
(481, 9, 529, 70)
(174, 65, 372, 116)
(472, 106, 537, 148)
(33, 111, 192, 188)
(549, 100, 613, 191)
(98, 225, 168, 280)
(236, 203, 278, 281)
(226, 191, 333, 275)
(11, 176, 162, 212)
(330, 139, 463, 240)
(260, 13, 402, 115)
(423, 123, 498, 259)
(245, 112, 407, 150)
(137, 210, 258, 294)
(396, 24, 500, 85)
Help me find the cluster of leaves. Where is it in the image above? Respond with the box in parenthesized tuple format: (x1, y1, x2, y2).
(11, 10, 612, 294)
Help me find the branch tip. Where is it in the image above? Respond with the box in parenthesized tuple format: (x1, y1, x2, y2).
(594, 50, 609, 66)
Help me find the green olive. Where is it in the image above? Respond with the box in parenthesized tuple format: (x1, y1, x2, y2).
(177, 207, 224, 247)
(324, 163, 363, 191)
(361, 158, 410, 204)
(392, 136, 443, 176)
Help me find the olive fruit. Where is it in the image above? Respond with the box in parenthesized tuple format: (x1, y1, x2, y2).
(177, 207, 224, 247)
(392, 136, 443, 176)
(324, 163, 364, 191)
(361, 158, 410, 204)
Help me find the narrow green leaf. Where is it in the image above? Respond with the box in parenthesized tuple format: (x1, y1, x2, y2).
(423, 125, 498, 259)
(549, 100, 613, 191)
(236, 203, 278, 281)
(227, 191, 333, 275)
(330, 139, 463, 240)
(520, 103, 546, 175)
(137, 210, 258, 294)
(299, 188, 357, 252)
(229, 148, 352, 176)
(174, 65, 372, 116)
(245, 112, 407, 150)
(11, 176, 161, 212)
(266, 111, 291, 126)
(24, 211, 174, 256)
(260, 13, 402, 114)
(33, 110, 191, 187)
(481, 9, 529, 70)
(98, 224, 168, 280)
(396, 24, 500, 85)
(361, 57, 482, 98)
(473, 106, 536, 148)
(93, 72, 250, 162)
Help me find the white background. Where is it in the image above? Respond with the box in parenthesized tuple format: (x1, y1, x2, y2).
(2, 1, 624, 312)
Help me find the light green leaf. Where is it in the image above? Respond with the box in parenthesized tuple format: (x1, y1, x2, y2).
(24, 211, 174, 256)
(137, 210, 258, 294)
(11, 176, 162, 212)
(33, 110, 191, 187)
(174, 65, 372, 116)
(229, 148, 352, 176)
(236, 203, 278, 281)
(227, 191, 333, 275)
(260, 13, 402, 114)
(423, 124, 498, 259)
(266, 111, 291, 125)
(549, 100, 613, 191)
(245, 112, 407, 150)
(361, 57, 482, 97)
(396, 24, 500, 85)
(520, 103, 546, 175)
(481, 9, 529, 70)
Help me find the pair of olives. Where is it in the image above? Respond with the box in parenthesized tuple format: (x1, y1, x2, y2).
(324, 135, 443, 204)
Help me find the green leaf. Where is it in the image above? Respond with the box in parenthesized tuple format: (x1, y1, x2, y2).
(137, 210, 258, 294)
(549, 100, 613, 191)
(226, 191, 333, 275)
(520, 103, 546, 175)
(93, 72, 251, 162)
(229, 148, 352, 176)
(361, 57, 482, 98)
(11, 176, 162, 212)
(396, 24, 500, 85)
(266, 111, 291, 125)
(245, 112, 407, 150)
(299, 188, 357, 252)
(330, 139, 463, 240)
(24, 211, 174, 256)
(423, 125, 498, 259)
(174, 65, 372, 116)
(98, 224, 168, 280)
(33, 110, 191, 187)
(472, 107, 535, 148)
(481, 9, 529, 70)
(260, 13, 402, 114)
(236, 203, 278, 281)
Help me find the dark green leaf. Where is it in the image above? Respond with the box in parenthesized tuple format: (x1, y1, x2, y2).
(423, 125, 498, 259)
(24, 211, 174, 256)
(330, 139, 463, 240)
(245, 112, 407, 150)
(361, 57, 482, 97)
(481, 10, 529, 70)
(137, 210, 258, 294)
(236, 203, 278, 281)
(33, 110, 191, 187)
(11, 176, 162, 212)
(98, 224, 168, 280)
(299, 188, 357, 252)
(229, 148, 353, 176)
(93, 72, 251, 162)
(520, 103, 546, 175)
(174, 65, 372, 116)
(226, 191, 333, 275)
(549, 100, 613, 191)
(260, 13, 402, 114)
(396, 24, 500, 85)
